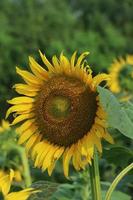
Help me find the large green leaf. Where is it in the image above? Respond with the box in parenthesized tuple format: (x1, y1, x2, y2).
(28, 181, 60, 200)
(97, 86, 133, 139)
(103, 146, 133, 167)
(102, 190, 131, 200)
(122, 102, 133, 122)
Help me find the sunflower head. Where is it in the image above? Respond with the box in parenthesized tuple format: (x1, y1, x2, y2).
(109, 55, 133, 94)
(7, 51, 113, 177)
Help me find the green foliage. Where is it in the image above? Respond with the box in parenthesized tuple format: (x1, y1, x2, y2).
(28, 170, 91, 200)
(122, 102, 133, 121)
(103, 146, 133, 167)
(102, 190, 131, 200)
(0, 129, 21, 170)
(97, 86, 133, 139)
(29, 181, 60, 200)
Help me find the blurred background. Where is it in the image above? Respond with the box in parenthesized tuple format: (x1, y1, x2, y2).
(0, 0, 133, 118)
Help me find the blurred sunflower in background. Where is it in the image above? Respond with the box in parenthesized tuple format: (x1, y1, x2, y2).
(0, 169, 37, 200)
(0, 120, 10, 133)
(109, 55, 133, 100)
(0, 169, 22, 183)
(0, 120, 22, 182)
(7, 51, 114, 177)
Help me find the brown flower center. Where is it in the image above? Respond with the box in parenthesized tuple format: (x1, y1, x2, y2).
(35, 75, 97, 147)
(47, 96, 71, 120)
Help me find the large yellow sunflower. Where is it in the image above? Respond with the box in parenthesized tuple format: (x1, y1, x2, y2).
(0, 170, 37, 200)
(7, 51, 114, 177)
(109, 55, 133, 94)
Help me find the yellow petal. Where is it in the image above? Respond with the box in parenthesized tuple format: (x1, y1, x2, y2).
(42, 146, 58, 171)
(25, 133, 42, 154)
(18, 125, 38, 144)
(39, 50, 54, 72)
(6, 188, 38, 200)
(103, 131, 114, 144)
(95, 117, 107, 128)
(75, 52, 89, 67)
(0, 170, 14, 196)
(72, 144, 81, 170)
(92, 134, 102, 153)
(34, 142, 49, 167)
(29, 56, 48, 80)
(16, 119, 35, 134)
(14, 84, 38, 97)
(63, 145, 75, 177)
(85, 146, 94, 159)
(11, 113, 35, 125)
(48, 147, 64, 176)
(96, 107, 106, 119)
(14, 83, 39, 91)
(16, 67, 43, 86)
(60, 54, 70, 73)
(54, 147, 64, 161)
(15, 88, 37, 97)
(32, 141, 49, 162)
(93, 124, 105, 138)
(48, 162, 56, 176)
(70, 51, 77, 69)
(52, 55, 60, 70)
(7, 97, 34, 105)
(6, 104, 33, 118)
(92, 74, 110, 89)
(35, 143, 52, 168)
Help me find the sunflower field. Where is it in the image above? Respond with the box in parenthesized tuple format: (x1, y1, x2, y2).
(0, 0, 133, 200)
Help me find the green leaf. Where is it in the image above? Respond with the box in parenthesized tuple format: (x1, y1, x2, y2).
(102, 190, 131, 200)
(28, 181, 60, 200)
(97, 86, 133, 139)
(52, 185, 74, 200)
(122, 102, 133, 122)
(103, 146, 133, 167)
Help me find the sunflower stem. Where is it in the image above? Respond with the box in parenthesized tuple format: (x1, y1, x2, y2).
(17, 146, 32, 187)
(105, 163, 133, 200)
(89, 147, 102, 200)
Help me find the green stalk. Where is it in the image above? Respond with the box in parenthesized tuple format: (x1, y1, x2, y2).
(105, 163, 133, 200)
(17, 146, 32, 187)
(89, 147, 102, 200)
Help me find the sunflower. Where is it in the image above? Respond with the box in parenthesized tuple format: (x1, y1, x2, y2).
(0, 169, 22, 183)
(0, 170, 37, 200)
(109, 55, 133, 94)
(7, 51, 114, 177)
